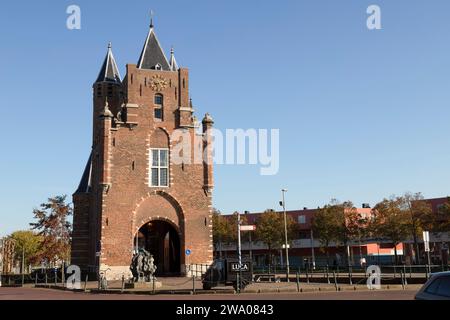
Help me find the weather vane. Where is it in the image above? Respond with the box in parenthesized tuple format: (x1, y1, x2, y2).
(150, 10, 154, 28)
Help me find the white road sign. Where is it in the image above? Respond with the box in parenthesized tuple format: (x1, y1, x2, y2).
(240, 225, 256, 232)
(423, 231, 430, 252)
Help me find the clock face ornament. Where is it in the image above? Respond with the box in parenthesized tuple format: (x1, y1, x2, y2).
(150, 75, 169, 91)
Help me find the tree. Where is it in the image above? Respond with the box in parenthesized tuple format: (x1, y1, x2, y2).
(433, 198, 450, 233)
(30, 195, 72, 264)
(372, 197, 411, 264)
(334, 201, 368, 266)
(9, 231, 43, 270)
(401, 192, 433, 264)
(255, 209, 295, 266)
(212, 208, 231, 258)
(212, 210, 248, 258)
(312, 201, 342, 265)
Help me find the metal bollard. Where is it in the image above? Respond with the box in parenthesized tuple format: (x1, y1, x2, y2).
(296, 272, 300, 292)
(35, 275, 38, 287)
(192, 275, 196, 294)
(326, 265, 330, 284)
(306, 267, 309, 284)
(152, 276, 156, 294)
(45, 273, 48, 286)
(121, 275, 125, 293)
(348, 266, 353, 286)
(333, 271, 338, 291)
(400, 270, 404, 290)
(84, 275, 88, 292)
(62, 263, 65, 288)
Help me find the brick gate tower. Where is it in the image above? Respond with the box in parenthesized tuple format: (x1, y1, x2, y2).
(71, 20, 214, 280)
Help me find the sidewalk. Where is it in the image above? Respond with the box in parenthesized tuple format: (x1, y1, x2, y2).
(31, 277, 423, 295)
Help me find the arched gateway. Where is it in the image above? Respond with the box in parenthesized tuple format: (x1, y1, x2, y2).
(70, 19, 214, 280)
(135, 220, 181, 275)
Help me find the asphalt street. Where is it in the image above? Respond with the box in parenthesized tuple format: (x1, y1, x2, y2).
(0, 287, 416, 300)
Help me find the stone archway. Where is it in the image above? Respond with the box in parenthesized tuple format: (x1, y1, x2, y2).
(132, 192, 185, 276)
(135, 220, 181, 275)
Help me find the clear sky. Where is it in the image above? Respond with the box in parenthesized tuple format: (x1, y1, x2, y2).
(1, 0, 450, 237)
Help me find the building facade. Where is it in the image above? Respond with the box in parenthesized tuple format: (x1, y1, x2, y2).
(219, 201, 450, 268)
(71, 20, 214, 280)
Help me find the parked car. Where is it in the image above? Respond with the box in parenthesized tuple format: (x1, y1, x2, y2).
(415, 271, 450, 300)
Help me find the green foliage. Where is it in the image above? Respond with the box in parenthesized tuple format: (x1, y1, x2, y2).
(255, 209, 296, 255)
(9, 230, 43, 265)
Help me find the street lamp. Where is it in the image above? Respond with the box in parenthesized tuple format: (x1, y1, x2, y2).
(244, 211, 253, 275)
(280, 189, 290, 282)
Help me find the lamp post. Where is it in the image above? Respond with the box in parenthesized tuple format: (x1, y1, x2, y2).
(281, 189, 290, 282)
(236, 211, 242, 293)
(310, 229, 316, 270)
(244, 211, 253, 275)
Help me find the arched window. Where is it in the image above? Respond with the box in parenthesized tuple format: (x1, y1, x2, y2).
(154, 94, 163, 120)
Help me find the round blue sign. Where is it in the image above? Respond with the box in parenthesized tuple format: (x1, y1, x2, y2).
(185, 249, 192, 256)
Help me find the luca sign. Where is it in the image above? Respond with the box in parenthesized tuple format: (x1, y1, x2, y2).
(230, 262, 250, 272)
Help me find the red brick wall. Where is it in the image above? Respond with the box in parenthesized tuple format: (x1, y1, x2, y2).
(72, 63, 213, 278)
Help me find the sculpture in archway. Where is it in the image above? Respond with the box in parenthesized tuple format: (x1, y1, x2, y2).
(130, 249, 157, 282)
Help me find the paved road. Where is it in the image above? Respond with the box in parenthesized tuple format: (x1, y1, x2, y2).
(0, 287, 416, 300)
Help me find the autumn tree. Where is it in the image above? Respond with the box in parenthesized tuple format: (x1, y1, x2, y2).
(255, 209, 295, 265)
(312, 201, 342, 265)
(30, 195, 72, 264)
(212, 210, 249, 258)
(212, 208, 231, 258)
(372, 197, 410, 264)
(9, 231, 43, 272)
(399, 192, 433, 264)
(433, 198, 450, 233)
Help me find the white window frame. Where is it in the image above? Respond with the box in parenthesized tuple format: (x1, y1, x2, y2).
(149, 148, 169, 187)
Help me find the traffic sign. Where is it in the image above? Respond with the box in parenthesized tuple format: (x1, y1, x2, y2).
(240, 225, 256, 232)
(185, 249, 192, 256)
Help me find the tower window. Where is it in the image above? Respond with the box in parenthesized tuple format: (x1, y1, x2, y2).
(150, 149, 169, 187)
(107, 84, 113, 98)
(154, 94, 163, 120)
(97, 85, 102, 98)
(155, 63, 162, 70)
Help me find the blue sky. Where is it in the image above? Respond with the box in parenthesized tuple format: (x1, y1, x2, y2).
(1, 0, 450, 236)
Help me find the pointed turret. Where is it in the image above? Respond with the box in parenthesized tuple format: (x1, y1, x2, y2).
(169, 47, 179, 71)
(95, 42, 122, 84)
(137, 19, 171, 70)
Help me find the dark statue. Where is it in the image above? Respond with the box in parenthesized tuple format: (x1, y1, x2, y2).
(130, 249, 157, 282)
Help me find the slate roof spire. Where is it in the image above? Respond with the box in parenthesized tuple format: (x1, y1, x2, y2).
(169, 47, 179, 71)
(95, 42, 122, 84)
(137, 15, 171, 71)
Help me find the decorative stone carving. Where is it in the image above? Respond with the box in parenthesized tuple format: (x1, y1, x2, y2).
(150, 75, 169, 91)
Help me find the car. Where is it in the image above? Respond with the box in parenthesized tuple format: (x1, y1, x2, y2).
(415, 271, 450, 300)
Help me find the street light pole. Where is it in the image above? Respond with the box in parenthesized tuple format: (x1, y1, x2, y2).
(310, 229, 316, 270)
(237, 211, 242, 293)
(244, 211, 253, 276)
(281, 189, 290, 282)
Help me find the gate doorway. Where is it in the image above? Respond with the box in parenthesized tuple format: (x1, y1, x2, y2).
(135, 220, 181, 276)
